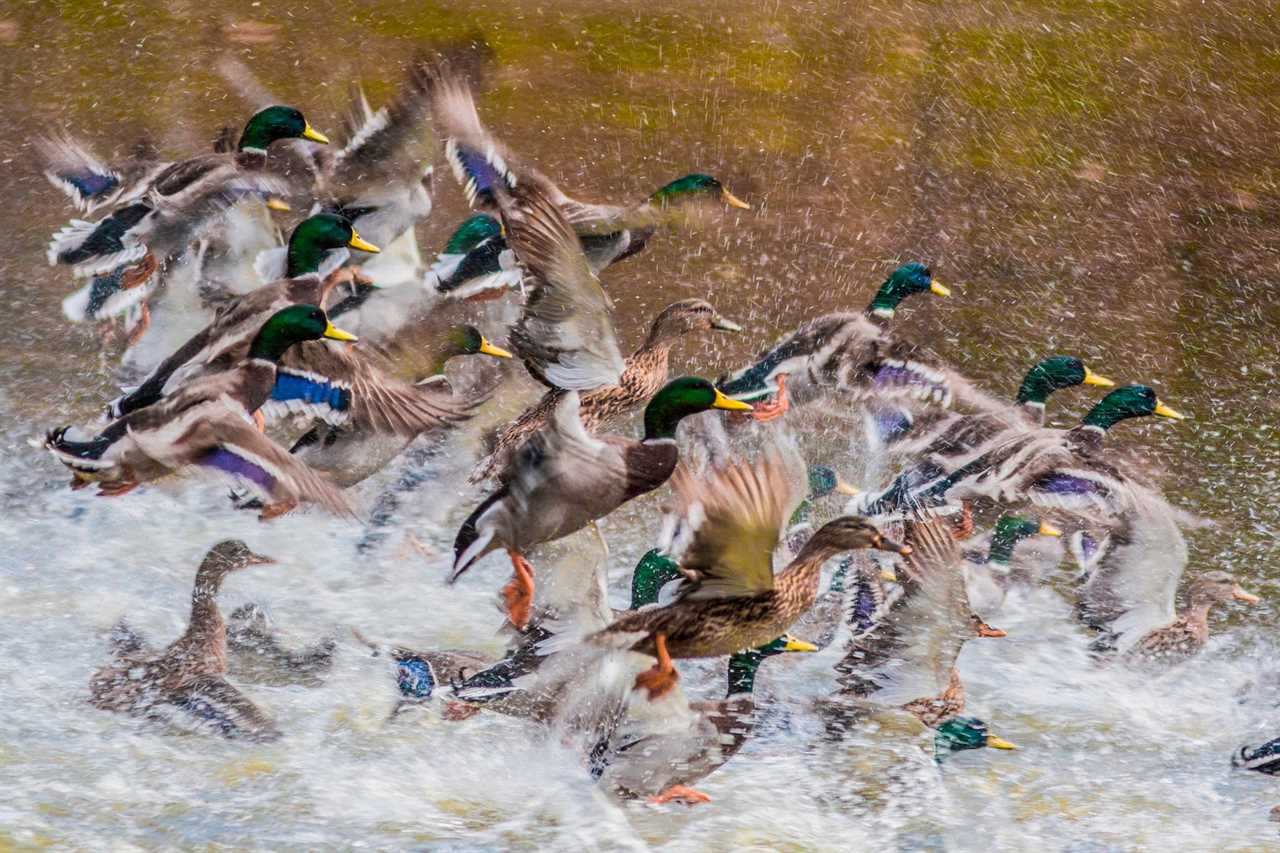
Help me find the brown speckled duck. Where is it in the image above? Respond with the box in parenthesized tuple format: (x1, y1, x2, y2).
(90, 541, 282, 741)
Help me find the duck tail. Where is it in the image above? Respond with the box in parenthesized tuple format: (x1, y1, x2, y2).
(449, 488, 506, 583)
(47, 203, 151, 276)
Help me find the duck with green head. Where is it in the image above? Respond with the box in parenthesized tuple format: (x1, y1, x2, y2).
(934, 716, 1017, 759)
(717, 262, 951, 422)
(46, 304, 358, 518)
(282, 323, 513, 489)
(109, 212, 378, 420)
(964, 514, 1063, 614)
(48, 105, 329, 282)
(426, 61, 750, 299)
(907, 384, 1185, 519)
(450, 376, 752, 631)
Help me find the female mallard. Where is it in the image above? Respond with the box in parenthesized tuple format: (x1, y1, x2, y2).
(1073, 490, 1257, 659)
(109, 212, 377, 419)
(588, 450, 907, 700)
(283, 324, 512, 488)
(47, 106, 326, 282)
(426, 61, 750, 293)
(90, 540, 282, 741)
(895, 384, 1185, 519)
(829, 514, 1006, 729)
(469, 297, 743, 484)
(593, 633, 818, 805)
(716, 262, 950, 421)
(45, 305, 358, 518)
(963, 514, 1062, 614)
(450, 377, 752, 630)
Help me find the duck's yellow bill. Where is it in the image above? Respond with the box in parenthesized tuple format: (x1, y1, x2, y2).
(712, 389, 753, 412)
(986, 735, 1018, 750)
(721, 188, 751, 210)
(265, 197, 291, 212)
(1038, 521, 1063, 537)
(930, 279, 951, 297)
(247, 551, 276, 566)
(835, 477, 860, 496)
(880, 568, 899, 583)
(1083, 367, 1114, 387)
(1234, 586, 1261, 604)
(479, 338, 513, 359)
(711, 315, 744, 332)
(782, 635, 819, 653)
(302, 123, 330, 144)
(323, 322, 358, 343)
(348, 231, 381, 253)
(1154, 401, 1185, 420)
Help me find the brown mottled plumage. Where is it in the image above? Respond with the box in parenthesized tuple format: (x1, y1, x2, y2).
(90, 541, 282, 741)
(1127, 571, 1258, 662)
(470, 298, 742, 484)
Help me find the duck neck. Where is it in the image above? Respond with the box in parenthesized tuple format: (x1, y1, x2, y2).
(726, 650, 765, 698)
(630, 550, 684, 609)
(175, 566, 229, 670)
(247, 322, 300, 363)
(784, 539, 842, 600)
(285, 237, 329, 280)
(986, 530, 1019, 567)
(643, 397, 693, 441)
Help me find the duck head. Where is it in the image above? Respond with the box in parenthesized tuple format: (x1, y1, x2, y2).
(802, 516, 911, 561)
(726, 633, 819, 696)
(630, 549, 685, 609)
(200, 540, 275, 577)
(807, 465, 859, 500)
(867, 262, 948, 319)
(645, 298, 743, 345)
(1080, 384, 1184, 431)
(238, 105, 329, 153)
(649, 173, 750, 210)
(286, 213, 380, 278)
(987, 514, 1062, 565)
(934, 715, 1017, 758)
(248, 304, 357, 362)
(1016, 356, 1114, 407)
(1188, 570, 1260, 610)
(446, 325, 513, 361)
(642, 376, 753, 440)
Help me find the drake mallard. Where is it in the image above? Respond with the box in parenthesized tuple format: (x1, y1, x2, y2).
(892, 384, 1185, 519)
(963, 514, 1062, 614)
(829, 514, 1006, 729)
(593, 633, 818, 805)
(469, 297, 743, 484)
(89, 540, 282, 741)
(588, 449, 907, 700)
(47, 105, 324, 285)
(45, 305, 358, 518)
(284, 324, 512, 488)
(450, 378, 751, 630)
(425, 60, 750, 297)
(425, 213, 520, 299)
(109, 212, 376, 419)
(716, 262, 950, 422)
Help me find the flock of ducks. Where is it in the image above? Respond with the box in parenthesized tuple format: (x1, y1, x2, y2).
(36, 55, 1271, 809)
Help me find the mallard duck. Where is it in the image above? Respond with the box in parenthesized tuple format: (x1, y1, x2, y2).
(47, 105, 324, 284)
(1073, 491, 1257, 659)
(1233, 736, 1280, 776)
(469, 297, 743, 484)
(283, 325, 512, 488)
(932, 716, 1018, 757)
(89, 540, 282, 741)
(895, 385, 1185, 520)
(830, 514, 1006, 729)
(45, 305, 358, 518)
(587, 449, 907, 700)
(425, 213, 521, 299)
(347, 627, 498, 718)
(425, 60, 750, 293)
(593, 633, 818, 805)
(38, 133, 170, 217)
(781, 463, 861, 554)
(450, 377, 752, 630)
(717, 262, 950, 421)
(109, 212, 377, 419)
(963, 514, 1062, 614)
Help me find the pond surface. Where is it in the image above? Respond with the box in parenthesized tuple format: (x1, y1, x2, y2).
(2, 1, 1279, 849)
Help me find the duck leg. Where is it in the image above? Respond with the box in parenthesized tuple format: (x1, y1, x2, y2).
(442, 701, 483, 722)
(949, 503, 974, 540)
(252, 410, 266, 432)
(648, 785, 712, 806)
(125, 302, 151, 349)
(96, 480, 139, 497)
(502, 550, 535, 631)
(750, 374, 789, 423)
(634, 633, 679, 700)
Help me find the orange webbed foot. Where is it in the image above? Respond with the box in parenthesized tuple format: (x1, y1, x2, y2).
(96, 481, 139, 497)
(258, 499, 297, 521)
(125, 302, 151, 349)
(442, 701, 483, 722)
(950, 503, 974, 540)
(751, 374, 789, 423)
(648, 785, 711, 805)
(503, 550, 535, 631)
(252, 410, 266, 433)
(633, 634, 679, 700)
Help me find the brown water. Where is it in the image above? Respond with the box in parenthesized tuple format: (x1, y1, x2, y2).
(3, 2, 1280, 849)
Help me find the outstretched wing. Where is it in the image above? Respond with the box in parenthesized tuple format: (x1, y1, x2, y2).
(36, 134, 160, 214)
(662, 449, 804, 599)
(330, 57, 435, 187)
(267, 341, 479, 436)
(427, 61, 518, 213)
(501, 180, 624, 390)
